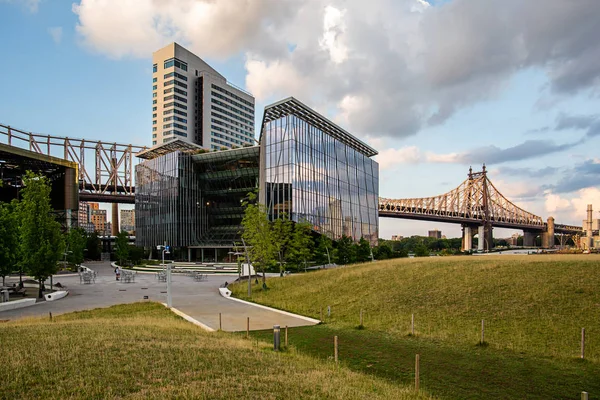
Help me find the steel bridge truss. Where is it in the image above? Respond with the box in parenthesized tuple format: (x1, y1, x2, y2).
(379, 166, 546, 230)
(0, 124, 147, 203)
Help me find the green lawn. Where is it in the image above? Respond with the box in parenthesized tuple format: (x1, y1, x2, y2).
(231, 255, 600, 399)
(0, 302, 427, 399)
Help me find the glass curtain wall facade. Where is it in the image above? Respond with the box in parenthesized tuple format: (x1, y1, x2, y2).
(260, 98, 379, 244)
(135, 151, 202, 249)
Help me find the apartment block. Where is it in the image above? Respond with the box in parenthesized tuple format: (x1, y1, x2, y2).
(151, 42, 255, 149)
(120, 209, 135, 234)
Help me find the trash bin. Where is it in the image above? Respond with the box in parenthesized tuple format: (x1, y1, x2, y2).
(1, 290, 9, 303)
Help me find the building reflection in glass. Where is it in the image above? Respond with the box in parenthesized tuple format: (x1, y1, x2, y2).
(260, 98, 379, 245)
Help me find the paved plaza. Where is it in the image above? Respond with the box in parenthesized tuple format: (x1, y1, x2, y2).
(0, 262, 318, 331)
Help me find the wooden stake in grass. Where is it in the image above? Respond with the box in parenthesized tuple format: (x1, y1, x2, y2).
(581, 392, 588, 400)
(411, 313, 415, 336)
(359, 309, 364, 328)
(334, 335, 338, 363)
(481, 319, 485, 345)
(246, 317, 250, 338)
(415, 354, 420, 392)
(285, 326, 288, 347)
(581, 328, 585, 359)
(320, 307, 323, 321)
(49, 312, 52, 322)
(219, 313, 222, 331)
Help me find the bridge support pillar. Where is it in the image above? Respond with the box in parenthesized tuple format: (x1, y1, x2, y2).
(111, 203, 119, 236)
(462, 225, 474, 252)
(541, 216, 555, 248)
(523, 231, 536, 247)
(476, 224, 493, 251)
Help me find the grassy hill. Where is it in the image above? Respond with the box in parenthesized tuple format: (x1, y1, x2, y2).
(230, 255, 600, 399)
(0, 302, 427, 399)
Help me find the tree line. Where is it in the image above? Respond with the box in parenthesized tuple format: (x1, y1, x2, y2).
(240, 192, 381, 287)
(0, 171, 138, 297)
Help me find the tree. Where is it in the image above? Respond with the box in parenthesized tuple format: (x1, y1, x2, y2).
(314, 234, 333, 266)
(414, 243, 430, 257)
(356, 237, 372, 262)
(86, 231, 101, 260)
(129, 246, 146, 265)
(0, 200, 20, 285)
(19, 171, 65, 298)
(272, 215, 293, 274)
(115, 230, 130, 266)
(288, 221, 313, 271)
(373, 242, 392, 260)
(66, 227, 87, 266)
(336, 235, 356, 265)
(241, 192, 275, 287)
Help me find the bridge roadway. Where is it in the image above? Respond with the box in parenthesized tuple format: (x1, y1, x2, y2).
(377, 210, 582, 234)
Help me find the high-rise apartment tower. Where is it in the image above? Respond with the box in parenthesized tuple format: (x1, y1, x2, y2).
(151, 43, 255, 149)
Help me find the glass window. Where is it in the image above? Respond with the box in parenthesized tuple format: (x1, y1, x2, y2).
(153, 92, 157, 98)
(152, 64, 157, 73)
(153, 77, 157, 83)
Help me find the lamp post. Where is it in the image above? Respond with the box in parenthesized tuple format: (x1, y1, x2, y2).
(157, 242, 171, 307)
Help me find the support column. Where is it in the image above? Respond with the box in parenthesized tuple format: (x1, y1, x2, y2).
(523, 231, 536, 247)
(111, 203, 119, 236)
(201, 248, 204, 263)
(188, 248, 191, 262)
(477, 226, 485, 251)
(462, 225, 473, 252)
(543, 216, 555, 248)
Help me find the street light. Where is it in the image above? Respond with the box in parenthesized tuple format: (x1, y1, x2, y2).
(157, 242, 171, 307)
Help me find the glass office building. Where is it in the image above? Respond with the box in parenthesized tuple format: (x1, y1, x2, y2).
(135, 97, 379, 259)
(260, 98, 379, 245)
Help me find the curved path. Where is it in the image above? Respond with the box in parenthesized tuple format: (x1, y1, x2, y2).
(0, 261, 318, 332)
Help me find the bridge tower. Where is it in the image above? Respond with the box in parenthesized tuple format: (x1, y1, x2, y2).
(461, 166, 493, 252)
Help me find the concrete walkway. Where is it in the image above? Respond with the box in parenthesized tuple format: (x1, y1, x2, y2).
(0, 261, 318, 332)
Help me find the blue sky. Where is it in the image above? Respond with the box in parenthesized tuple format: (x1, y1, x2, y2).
(1, 0, 599, 239)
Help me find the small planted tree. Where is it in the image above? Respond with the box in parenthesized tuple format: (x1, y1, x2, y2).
(314, 234, 333, 266)
(272, 215, 293, 275)
(356, 237, 372, 262)
(19, 171, 65, 298)
(0, 200, 21, 285)
(336, 235, 356, 265)
(241, 192, 275, 287)
(288, 220, 313, 271)
(115, 230, 130, 266)
(66, 227, 87, 267)
(86, 231, 101, 260)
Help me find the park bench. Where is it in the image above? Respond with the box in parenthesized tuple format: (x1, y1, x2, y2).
(122, 270, 136, 283)
(80, 271, 95, 284)
(192, 272, 207, 282)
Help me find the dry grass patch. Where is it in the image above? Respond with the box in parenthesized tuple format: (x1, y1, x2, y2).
(0, 302, 429, 399)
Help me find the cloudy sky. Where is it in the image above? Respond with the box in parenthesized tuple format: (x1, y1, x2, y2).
(1, 0, 599, 239)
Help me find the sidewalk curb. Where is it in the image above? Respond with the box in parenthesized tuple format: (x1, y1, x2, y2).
(224, 296, 321, 324)
(162, 303, 215, 332)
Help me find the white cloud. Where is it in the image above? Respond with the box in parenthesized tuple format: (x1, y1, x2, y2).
(48, 26, 63, 44)
(319, 6, 348, 64)
(544, 187, 600, 224)
(375, 146, 422, 169)
(71, 0, 600, 140)
(245, 56, 310, 102)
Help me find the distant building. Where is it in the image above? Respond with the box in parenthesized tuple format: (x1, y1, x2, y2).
(78, 201, 90, 226)
(151, 42, 255, 149)
(120, 209, 135, 234)
(391, 235, 404, 241)
(90, 204, 110, 235)
(428, 230, 442, 239)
